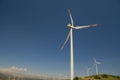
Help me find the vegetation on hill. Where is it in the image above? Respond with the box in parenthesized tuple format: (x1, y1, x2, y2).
(74, 74, 120, 80)
(0, 72, 120, 80)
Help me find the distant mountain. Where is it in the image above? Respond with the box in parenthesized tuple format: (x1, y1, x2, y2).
(0, 71, 65, 80)
(0, 71, 48, 80)
(74, 74, 120, 80)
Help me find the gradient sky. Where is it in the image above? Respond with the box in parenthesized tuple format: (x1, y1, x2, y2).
(0, 0, 120, 77)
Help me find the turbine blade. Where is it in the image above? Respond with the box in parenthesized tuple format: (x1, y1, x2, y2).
(93, 57, 97, 63)
(68, 9, 74, 26)
(87, 68, 91, 71)
(93, 57, 101, 64)
(96, 62, 101, 64)
(74, 24, 99, 29)
(60, 30, 71, 50)
(91, 63, 95, 69)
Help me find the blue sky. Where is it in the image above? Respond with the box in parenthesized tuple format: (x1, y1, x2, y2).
(0, 0, 120, 77)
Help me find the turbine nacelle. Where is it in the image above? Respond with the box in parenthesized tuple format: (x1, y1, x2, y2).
(67, 23, 74, 29)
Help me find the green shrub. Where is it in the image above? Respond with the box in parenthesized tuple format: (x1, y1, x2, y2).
(74, 76, 79, 80)
(73, 77, 83, 80)
(94, 75, 101, 79)
(116, 76, 120, 79)
(101, 74, 108, 78)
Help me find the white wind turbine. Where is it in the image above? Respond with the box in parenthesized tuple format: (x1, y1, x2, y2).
(93, 57, 101, 75)
(86, 67, 91, 76)
(61, 9, 99, 80)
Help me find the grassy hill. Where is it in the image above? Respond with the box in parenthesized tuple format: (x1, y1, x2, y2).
(74, 74, 120, 80)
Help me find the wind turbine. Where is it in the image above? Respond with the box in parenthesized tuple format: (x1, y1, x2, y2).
(93, 57, 101, 75)
(86, 68, 91, 76)
(61, 9, 99, 80)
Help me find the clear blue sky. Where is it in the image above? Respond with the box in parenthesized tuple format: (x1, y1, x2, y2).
(0, 0, 120, 77)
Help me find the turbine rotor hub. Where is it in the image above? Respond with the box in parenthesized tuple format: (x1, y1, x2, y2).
(67, 23, 74, 29)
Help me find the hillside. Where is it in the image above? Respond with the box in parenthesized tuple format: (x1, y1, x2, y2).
(0, 72, 120, 80)
(74, 74, 120, 80)
(0, 72, 45, 80)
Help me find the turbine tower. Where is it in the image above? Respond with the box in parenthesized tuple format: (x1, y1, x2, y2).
(61, 9, 99, 80)
(86, 68, 91, 76)
(93, 57, 101, 75)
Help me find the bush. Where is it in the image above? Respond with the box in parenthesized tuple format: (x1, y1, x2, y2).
(74, 76, 82, 80)
(94, 75, 101, 79)
(101, 74, 108, 78)
(74, 76, 79, 80)
(116, 76, 120, 79)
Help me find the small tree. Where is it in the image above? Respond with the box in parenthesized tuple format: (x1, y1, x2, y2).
(94, 75, 101, 79)
(74, 76, 79, 80)
(101, 74, 108, 78)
